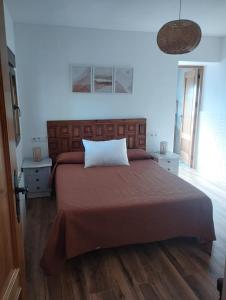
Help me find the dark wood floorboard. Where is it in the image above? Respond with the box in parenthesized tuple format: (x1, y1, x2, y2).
(24, 166, 225, 300)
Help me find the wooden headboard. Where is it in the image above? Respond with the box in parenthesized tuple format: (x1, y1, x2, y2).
(47, 118, 146, 162)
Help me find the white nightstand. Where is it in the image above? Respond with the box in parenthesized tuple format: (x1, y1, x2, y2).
(151, 152, 179, 176)
(22, 158, 52, 198)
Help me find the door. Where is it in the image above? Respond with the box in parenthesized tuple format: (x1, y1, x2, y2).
(180, 68, 200, 167)
(0, 1, 26, 299)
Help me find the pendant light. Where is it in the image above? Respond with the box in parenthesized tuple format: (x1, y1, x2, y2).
(157, 0, 202, 54)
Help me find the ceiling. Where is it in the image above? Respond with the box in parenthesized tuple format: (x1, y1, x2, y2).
(6, 0, 226, 36)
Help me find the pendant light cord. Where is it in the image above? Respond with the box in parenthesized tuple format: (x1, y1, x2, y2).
(179, 0, 182, 20)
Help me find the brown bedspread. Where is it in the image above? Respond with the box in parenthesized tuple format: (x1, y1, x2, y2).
(41, 159, 215, 275)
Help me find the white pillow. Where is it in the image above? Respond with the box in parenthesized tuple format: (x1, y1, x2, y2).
(82, 138, 130, 168)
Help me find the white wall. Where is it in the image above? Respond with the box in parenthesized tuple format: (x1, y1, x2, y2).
(14, 23, 222, 159)
(4, 2, 15, 51)
(4, 2, 23, 172)
(195, 38, 226, 187)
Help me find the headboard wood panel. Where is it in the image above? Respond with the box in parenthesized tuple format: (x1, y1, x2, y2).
(47, 118, 146, 162)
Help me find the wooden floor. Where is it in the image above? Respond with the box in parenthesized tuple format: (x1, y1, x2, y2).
(24, 166, 226, 300)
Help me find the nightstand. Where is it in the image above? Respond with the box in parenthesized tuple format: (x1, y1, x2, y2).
(22, 158, 52, 198)
(151, 152, 179, 176)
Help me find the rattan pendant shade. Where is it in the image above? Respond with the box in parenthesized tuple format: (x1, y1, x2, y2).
(157, 1, 202, 54)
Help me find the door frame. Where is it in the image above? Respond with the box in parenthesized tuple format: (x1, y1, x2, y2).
(176, 65, 204, 169)
(0, 1, 26, 299)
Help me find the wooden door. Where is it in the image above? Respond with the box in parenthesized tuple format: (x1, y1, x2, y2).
(0, 1, 26, 299)
(180, 69, 199, 167)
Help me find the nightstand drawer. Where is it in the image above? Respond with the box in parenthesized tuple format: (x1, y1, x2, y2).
(24, 167, 50, 177)
(159, 159, 178, 170)
(26, 176, 50, 193)
(161, 165, 178, 175)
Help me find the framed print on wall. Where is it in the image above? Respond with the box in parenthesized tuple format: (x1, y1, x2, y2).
(114, 67, 133, 94)
(93, 66, 113, 93)
(71, 65, 92, 93)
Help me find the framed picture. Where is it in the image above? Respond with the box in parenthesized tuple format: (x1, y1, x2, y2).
(115, 67, 133, 94)
(93, 66, 113, 93)
(71, 65, 92, 93)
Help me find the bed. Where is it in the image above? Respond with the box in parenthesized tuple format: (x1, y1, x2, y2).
(41, 118, 216, 275)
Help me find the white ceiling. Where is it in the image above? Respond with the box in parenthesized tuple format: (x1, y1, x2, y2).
(6, 0, 226, 36)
